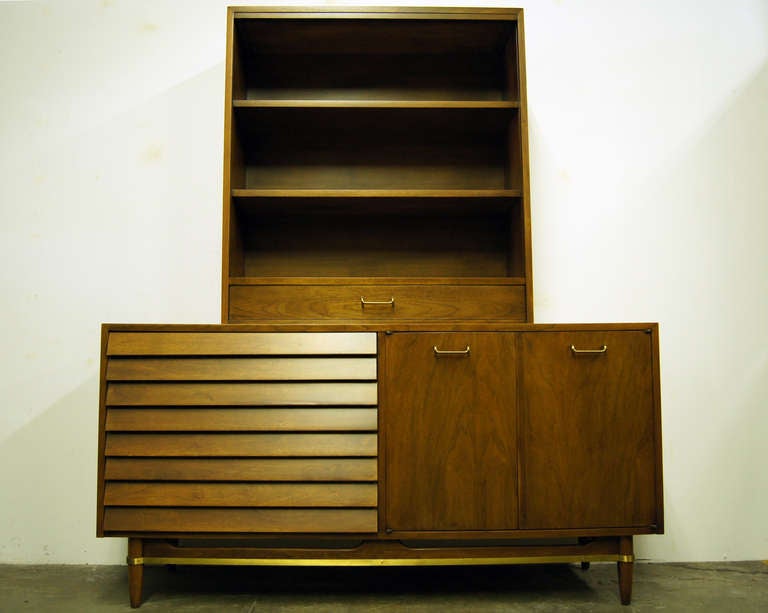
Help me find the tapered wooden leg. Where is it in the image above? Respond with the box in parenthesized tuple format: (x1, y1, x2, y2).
(617, 536, 633, 605)
(128, 538, 144, 608)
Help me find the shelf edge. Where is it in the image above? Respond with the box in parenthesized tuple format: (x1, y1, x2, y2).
(231, 189, 523, 199)
(233, 100, 520, 109)
(227, 277, 527, 286)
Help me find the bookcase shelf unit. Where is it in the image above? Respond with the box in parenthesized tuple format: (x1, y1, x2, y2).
(221, 7, 533, 323)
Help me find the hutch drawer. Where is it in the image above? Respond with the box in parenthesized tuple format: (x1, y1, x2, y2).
(228, 283, 527, 322)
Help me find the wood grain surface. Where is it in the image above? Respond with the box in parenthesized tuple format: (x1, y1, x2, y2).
(107, 332, 376, 356)
(104, 458, 377, 482)
(104, 482, 377, 507)
(383, 332, 518, 531)
(229, 284, 526, 322)
(107, 357, 376, 381)
(105, 433, 377, 458)
(105, 408, 378, 432)
(519, 331, 659, 529)
(104, 508, 377, 533)
(106, 382, 377, 406)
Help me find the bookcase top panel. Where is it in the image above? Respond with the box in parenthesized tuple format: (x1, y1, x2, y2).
(230, 6, 522, 18)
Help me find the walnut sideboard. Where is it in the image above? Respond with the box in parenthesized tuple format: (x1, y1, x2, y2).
(97, 6, 663, 607)
(97, 323, 663, 606)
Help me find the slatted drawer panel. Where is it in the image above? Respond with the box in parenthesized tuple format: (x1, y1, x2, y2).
(103, 508, 376, 534)
(107, 357, 376, 381)
(104, 433, 377, 457)
(104, 483, 377, 507)
(100, 331, 378, 534)
(105, 408, 377, 431)
(106, 382, 377, 406)
(107, 332, 376, 356)
(104, 458, 377, 482)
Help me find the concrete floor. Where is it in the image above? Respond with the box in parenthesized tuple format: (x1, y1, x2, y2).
(0, 561, 766, 612)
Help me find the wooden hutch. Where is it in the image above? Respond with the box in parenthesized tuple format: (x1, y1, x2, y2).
(97, 6, 663, 607)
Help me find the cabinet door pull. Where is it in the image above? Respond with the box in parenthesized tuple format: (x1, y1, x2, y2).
(360, 296, 395, 308)
(570, 344, 607, 355)
(433, 345, 471, 357)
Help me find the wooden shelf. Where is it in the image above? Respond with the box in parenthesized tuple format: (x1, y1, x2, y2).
(232, 189, 523, 199)
(233, 100, 520, 109)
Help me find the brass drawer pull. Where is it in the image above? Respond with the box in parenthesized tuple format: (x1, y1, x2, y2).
(360, 296, 395, 308)
(433, 345, 471, 357)
(570, 344, 607, 355)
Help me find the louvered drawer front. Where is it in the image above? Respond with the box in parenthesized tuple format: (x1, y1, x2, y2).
(100, 331, 378, 535)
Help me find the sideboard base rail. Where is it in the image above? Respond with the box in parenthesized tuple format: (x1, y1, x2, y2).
(126, 536, 634, 607)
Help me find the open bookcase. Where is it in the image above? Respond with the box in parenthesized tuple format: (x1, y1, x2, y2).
(221, 8, 533, 323)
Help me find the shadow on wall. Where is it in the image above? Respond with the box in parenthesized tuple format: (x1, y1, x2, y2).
(529, 57, 768, 562)
(0, 375, 124, 564)
(631, 59, 768, 562)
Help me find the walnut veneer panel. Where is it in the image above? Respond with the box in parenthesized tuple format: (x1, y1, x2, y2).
(106, 382, 377, 406)
(104, 482, 377, 507)
(103, 508, 377, 534)
(107, 357, 376, 381)
(384, 332, 518, 531)
(519, 331, 659, 529)
(104, 458, 377, 482)
(105, 408, 378, 432)
(229, 284, 526, 322)
(105, 433, 377, 458)
(107, 332, 376, 356)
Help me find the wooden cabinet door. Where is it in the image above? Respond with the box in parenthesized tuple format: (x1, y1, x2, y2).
(519, 330, 660, 530)
(383, 333, 517, 532)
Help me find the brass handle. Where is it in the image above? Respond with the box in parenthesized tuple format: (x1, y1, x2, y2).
(360, 296, 395, 308)
(570, 344, 607, 355)
(433, 345, 471, 357)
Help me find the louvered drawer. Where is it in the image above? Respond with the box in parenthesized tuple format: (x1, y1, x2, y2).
(98, 329, 378, 535)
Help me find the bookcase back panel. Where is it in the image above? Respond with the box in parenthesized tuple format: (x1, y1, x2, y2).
(239, 210, 515, 278)
(236, 108, 513, 190)
(235, 19, 518, 101)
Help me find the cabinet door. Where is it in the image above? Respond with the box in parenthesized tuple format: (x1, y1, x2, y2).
(519, 331, 659, 530)
(383, 333, 517, 532)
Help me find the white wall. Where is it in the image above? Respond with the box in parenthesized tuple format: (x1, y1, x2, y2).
(0, 0, 766, 564)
